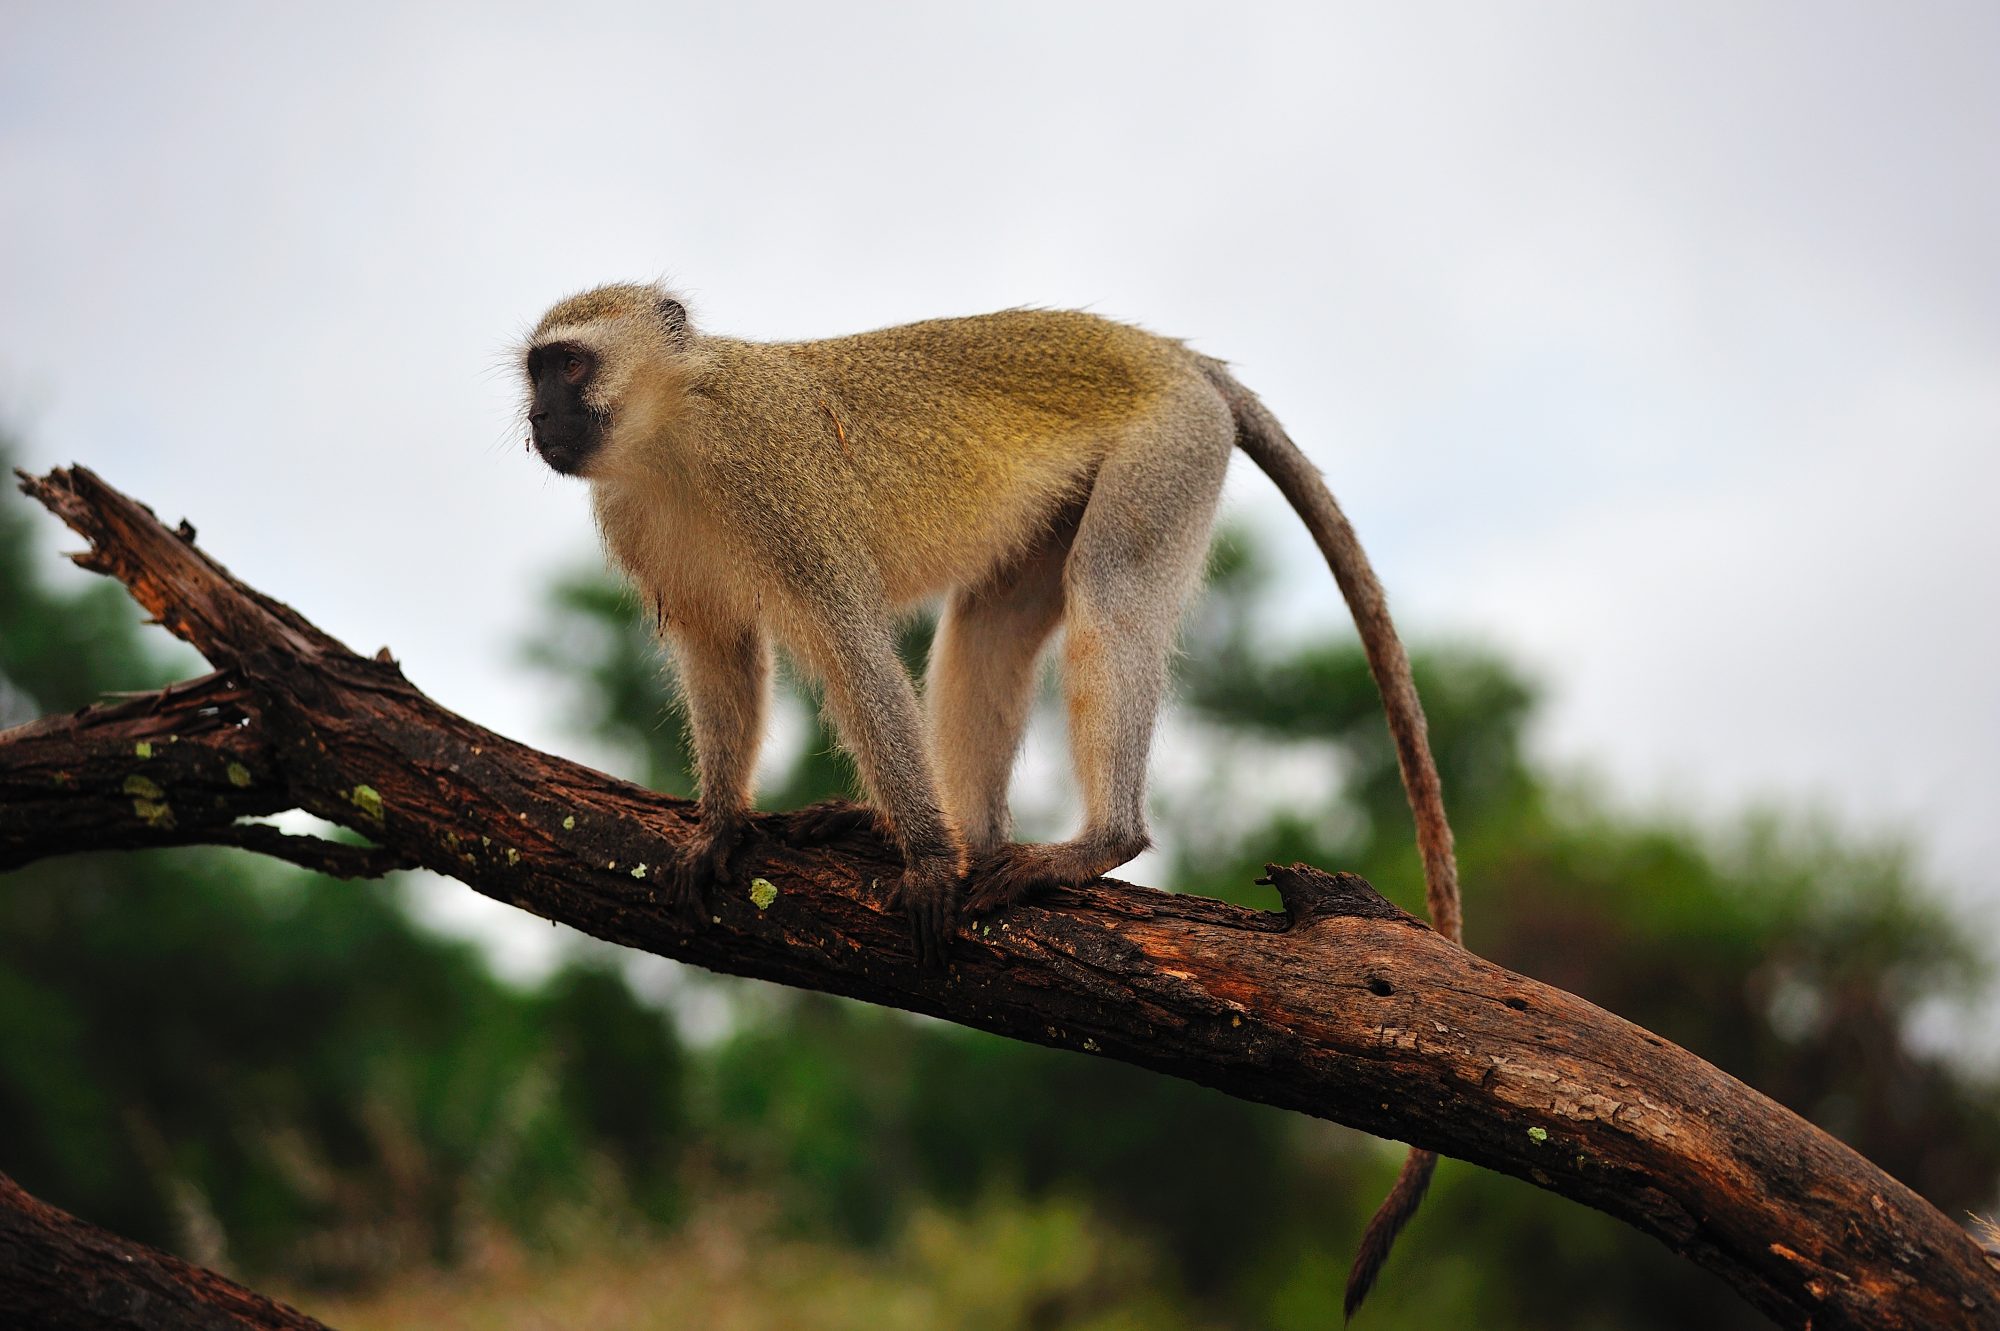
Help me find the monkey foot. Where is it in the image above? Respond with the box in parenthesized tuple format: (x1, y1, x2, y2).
(964, 835, 1147, 916)
(787, 798, 891, 845)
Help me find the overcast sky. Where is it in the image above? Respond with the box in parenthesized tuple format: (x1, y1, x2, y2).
(4, 2, 1995, 966)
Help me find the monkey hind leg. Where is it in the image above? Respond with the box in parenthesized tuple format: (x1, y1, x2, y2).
(965, 398, 1231, 916)
(925, 523, 1073, 856)
(960, 558, 1174, 913)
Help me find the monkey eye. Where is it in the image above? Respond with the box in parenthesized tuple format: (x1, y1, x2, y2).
(562, 353, 590, 386)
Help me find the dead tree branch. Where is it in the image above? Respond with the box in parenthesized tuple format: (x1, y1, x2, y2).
(0, 1170, 330, 1331)
(2, 466, 1996, 1330)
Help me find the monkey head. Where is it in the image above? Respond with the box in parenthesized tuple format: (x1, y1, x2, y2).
(522, 283, 691, 477)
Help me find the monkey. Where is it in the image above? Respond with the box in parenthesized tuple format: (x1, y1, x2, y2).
(519, 282, 1462, 1313)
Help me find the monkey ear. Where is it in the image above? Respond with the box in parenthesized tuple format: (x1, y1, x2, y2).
(658, 296, 690, 346)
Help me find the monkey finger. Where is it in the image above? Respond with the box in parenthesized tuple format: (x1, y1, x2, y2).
(911, 897, 949, 968)
(893, 875, 952, 968)
(665, 854, 713, 929)
(702, 830, 743, 887)
(899, 885, 929, 965)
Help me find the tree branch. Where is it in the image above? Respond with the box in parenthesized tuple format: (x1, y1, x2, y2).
(3, 466, 1996, 1330)
(0, 1170, 330, 1331)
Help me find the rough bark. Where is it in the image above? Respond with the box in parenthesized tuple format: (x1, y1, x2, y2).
(0, 1172, 330, 1331)
(3, 465, 1996, 1330)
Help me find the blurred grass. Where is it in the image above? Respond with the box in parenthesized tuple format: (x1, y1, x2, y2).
(293, 1191, 1214, 1331)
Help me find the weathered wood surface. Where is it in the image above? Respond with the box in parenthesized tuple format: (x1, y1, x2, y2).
(4, 466, 1997, 1330)
(0, 1171, 331, 1331)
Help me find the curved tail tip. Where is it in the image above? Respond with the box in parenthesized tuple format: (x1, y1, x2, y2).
(1342, 1148, 1438, 1319)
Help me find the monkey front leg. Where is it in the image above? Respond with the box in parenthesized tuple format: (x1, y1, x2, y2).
(791, 607, 966, 966)
(666, 617, 772, 925)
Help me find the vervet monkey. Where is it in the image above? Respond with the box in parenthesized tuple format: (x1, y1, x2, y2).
(521, 283, 1462, 1312)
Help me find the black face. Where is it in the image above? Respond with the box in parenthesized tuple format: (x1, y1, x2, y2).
(525, 342, 604, 475)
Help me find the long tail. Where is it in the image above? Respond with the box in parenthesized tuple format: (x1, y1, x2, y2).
(1201, 359, 1462, 1316)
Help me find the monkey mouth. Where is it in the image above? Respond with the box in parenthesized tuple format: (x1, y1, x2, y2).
(536, 443, 589, 476)
(530, 409, 607, 478)
(531, 424, 601, 476)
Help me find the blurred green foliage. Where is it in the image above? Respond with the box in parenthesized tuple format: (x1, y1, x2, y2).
(0, 437, 683, 1286)
(4, 430, 1996, 1327)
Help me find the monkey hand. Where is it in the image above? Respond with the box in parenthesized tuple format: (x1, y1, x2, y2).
(666, 811, 750, 928)
(893, 848, 963, 969)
